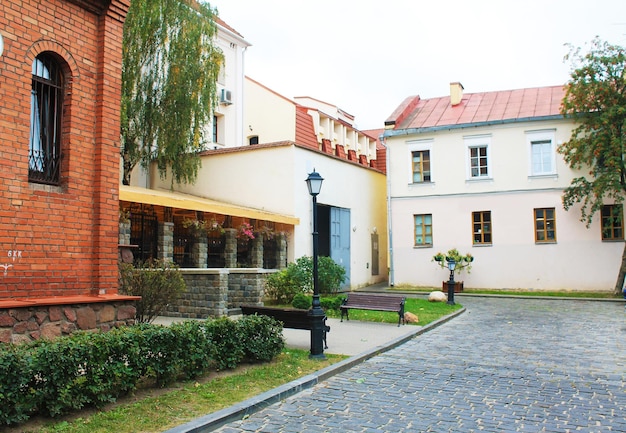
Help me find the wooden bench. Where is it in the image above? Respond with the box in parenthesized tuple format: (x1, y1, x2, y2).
(240, 305, 330, 349)
(340, 293, 406, 326)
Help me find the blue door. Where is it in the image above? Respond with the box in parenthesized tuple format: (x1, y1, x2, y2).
(330, 207, 351, 288)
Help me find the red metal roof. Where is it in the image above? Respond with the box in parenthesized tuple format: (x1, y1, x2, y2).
(388, 85, 566, 131)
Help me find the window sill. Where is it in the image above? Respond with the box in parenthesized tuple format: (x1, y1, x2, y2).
(413, 245, 433, 249)
(29, 182, 64, 194)
(465, 177, 493, 183)
(408, 181, 435, 187)
(472, 243, 492, 247)
(601, 238, 625, 242)
(535, 241, 557, 245)
(528, 174, 558, 181)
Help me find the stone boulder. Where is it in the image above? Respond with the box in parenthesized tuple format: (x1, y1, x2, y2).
(428, 291, 447, 302)
(404, 311, 419, 323)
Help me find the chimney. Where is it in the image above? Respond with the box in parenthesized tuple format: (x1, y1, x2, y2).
(450, 82, 464, 106)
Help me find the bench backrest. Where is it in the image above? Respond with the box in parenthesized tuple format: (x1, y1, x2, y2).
(343, 293, 405, 310)
(240, 305, 311, 329)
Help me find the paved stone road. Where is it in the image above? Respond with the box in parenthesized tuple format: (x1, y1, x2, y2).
(217, 297, 626, 432)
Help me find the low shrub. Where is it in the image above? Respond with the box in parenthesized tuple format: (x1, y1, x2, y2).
(119, 259, 187, 323)
(292, 293, 312, 309)
(263, 256, 347, 304)
(0, 315, 284, 426)
(321, 295, 344, 311)
(238, 314, 285, 362)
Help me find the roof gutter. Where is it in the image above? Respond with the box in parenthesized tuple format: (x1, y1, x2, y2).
(382, 114, 565, 138)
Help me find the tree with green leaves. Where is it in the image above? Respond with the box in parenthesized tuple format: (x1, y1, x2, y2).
(121, 0, 223, 186)
(558, 37, 626, 295)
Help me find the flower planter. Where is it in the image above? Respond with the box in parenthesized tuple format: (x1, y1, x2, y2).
(442, 281, 464, 292)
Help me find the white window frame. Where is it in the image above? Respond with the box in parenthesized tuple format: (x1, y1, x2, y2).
(464, 135, 492, 180)
(407, 139, 434, 185)
(527, 129, 556, 177)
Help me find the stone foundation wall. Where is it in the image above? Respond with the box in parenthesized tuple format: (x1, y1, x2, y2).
(164, 268, 275, 319)
(227, 269, 273, 308)
(165, 269, 229, 319)
(0, 301, 137, 344)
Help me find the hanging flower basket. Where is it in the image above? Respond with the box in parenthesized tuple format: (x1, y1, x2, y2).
(207, 218, 225, 235)
(237, 222, 255, 241)
(256, 225, 275, 240)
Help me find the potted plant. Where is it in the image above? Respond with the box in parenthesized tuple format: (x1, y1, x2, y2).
(432, 248, 474, 292)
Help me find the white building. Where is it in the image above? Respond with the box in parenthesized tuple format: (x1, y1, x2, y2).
(382, 83, 623, 292)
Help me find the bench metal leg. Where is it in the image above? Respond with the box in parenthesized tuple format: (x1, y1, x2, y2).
(323, 317, 330, 349)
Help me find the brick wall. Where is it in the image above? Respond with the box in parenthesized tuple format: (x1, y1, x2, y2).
(0, 0, 129, 299)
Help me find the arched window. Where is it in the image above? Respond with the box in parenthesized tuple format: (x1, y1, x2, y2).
(29, 53, 63, 184)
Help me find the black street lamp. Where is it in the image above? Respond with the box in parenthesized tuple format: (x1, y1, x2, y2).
(305, 170, 325, 359)
(446, 258, 456, 305)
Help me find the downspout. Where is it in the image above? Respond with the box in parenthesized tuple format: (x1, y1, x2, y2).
(380, 136, 394, 286)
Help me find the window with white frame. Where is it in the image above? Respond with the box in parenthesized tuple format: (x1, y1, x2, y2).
(407, 139, 433, 184)
(527, 130, 556, 176)
(464, 135, 491, 179)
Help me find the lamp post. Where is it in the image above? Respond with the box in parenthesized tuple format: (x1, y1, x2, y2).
(446, 258, 456, 305)
(305, 170, 325, 359)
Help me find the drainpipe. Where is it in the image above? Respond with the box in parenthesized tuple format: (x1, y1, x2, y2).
(379, 136, 394, 286)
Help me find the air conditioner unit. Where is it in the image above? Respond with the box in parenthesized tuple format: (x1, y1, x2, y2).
(220, 89, 233, 105)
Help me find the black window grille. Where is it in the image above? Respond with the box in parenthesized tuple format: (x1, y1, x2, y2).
(130, 204, 158, 263)
(29, 53, 63, 185)
(237, 239, 251, 267)
(263, 238, 278, 269)
(173, 222, 194, 268)
(207, 233, 226, 267)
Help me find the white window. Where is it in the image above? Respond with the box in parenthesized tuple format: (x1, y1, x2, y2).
(527, 130, 556, 176)
(464, 135, 491, 179)
(407, 139, 434, 184)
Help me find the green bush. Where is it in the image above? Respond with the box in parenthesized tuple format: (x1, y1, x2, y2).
(320, 295, 344, 311)
(264, 256, 346, 303)
(292, 293, 312, 309)
(119, 259, 187, 323)
(203, 317, 245, 370)
(263, 261, 310, 304)
(0, 345, 35, 424)
(238, 314, 285, 362)
(0, 315, 285, 426)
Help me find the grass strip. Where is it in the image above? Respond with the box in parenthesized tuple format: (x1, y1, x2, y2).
(388, 286, 621, 299)
(12, 350, 346, 433)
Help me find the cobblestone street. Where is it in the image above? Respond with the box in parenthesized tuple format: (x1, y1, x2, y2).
(217, 297, 626, 432)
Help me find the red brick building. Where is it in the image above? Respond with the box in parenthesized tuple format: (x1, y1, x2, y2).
(0, 0, 137, 343)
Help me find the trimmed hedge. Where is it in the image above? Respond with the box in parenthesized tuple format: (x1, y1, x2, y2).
(0, 315, 284, 426)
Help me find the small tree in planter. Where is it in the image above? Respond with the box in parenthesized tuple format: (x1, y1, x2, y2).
(433, 248, 474, 292)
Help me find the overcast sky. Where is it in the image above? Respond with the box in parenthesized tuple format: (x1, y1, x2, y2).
(211, 0, 626, 130)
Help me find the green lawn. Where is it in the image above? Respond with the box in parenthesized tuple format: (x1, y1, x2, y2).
(325, 297, 462, 325)
(388, 285, 621, 299)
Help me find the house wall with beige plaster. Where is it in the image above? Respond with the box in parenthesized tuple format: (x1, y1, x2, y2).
(386, 118, 621, 291)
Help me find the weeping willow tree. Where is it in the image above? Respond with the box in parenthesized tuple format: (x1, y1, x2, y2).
(121, 0, 223, 186)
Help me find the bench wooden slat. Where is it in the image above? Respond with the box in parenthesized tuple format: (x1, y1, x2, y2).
(240, 305, 330, 348)
(340, 293, 406, 326)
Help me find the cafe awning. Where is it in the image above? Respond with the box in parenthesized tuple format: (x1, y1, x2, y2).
(119, 185, 300, 226)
